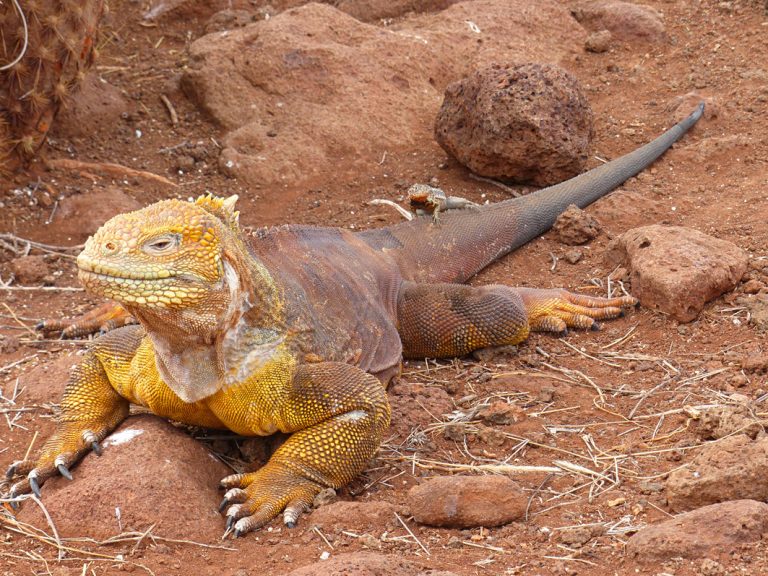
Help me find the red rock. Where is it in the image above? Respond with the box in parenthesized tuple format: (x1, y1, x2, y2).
(551, 204, 601, 245)
(53, 188, 142, 244)
(10, 255, 50, 285)
(572, 1, 666, 43)
(478, 400, 525, 425)
(585, 29, 612, 53)
(18, 415, 229, 540)
(286, 552, 458, 576)
(627, 500, 768, 562)
(181, 1, 586, 190)
(604, 225, 747, 322)
(666, 435, 768, 511)
(435, 63, 593, 186)
(310, 500, 400, 533)
(408, 475, 526, 528)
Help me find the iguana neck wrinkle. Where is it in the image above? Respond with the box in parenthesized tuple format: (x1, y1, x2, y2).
(130, 250, 285, 403)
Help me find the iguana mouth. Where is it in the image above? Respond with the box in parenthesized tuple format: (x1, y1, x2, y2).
(77, 255, 174, 281)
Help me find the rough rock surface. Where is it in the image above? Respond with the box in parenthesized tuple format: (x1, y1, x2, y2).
(408, 475, 526, 528)
(10, 255, 50, 285)
(310, 500, 400, 533)
(551, 204, 601, 245)
(626, 500, 768, 562)
(694, 403, 762, 441)
(435, 63, 594, 186)
(585, 30, 612, 53)
(605, 225, 748, 322)
(18, 415, 228, 540)
(52, 188, 143, 244)
(666, 434, 768, 511)
(181, 1, 586, 189)
(286, 552, 458, 576)
(571, 1, 666, 43)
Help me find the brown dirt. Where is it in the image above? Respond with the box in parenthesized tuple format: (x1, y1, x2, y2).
(2, 1, 768, 574)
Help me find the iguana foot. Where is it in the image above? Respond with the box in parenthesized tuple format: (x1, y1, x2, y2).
(6, 427, 107, 500)
(37, 301, 135, 338)
(518, 288, 637, 334)
(219, 462, 324, 537)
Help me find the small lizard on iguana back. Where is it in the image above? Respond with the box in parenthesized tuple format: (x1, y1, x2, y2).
(407, 183, 479, 222)
(367, 184, 478, 223)
(6, 103, 704, 537)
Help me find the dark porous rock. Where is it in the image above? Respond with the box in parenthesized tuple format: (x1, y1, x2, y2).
(552, 204, 601, 245)
(408, 475, 526, 528)
(627, 500, 768, 562)
(435, 62, 593, 187)
(666, 434, 768, 512)
(605, 225, 747, 322)
(10, 255, 50, 285)
(572, 1, 666, 43)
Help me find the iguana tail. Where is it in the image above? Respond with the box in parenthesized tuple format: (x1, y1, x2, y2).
(359, 102, 704, 284)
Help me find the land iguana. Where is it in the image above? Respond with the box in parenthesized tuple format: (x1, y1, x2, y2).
(5, 103, 704, 537)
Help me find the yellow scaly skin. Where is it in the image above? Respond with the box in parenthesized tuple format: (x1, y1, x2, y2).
(5, 194, 633, 536)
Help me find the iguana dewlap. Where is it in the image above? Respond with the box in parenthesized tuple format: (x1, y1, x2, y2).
(6, 103, 704, 536)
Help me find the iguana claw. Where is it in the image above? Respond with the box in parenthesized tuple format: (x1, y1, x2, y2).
(28, 472, 41, 498)
(56, 463, 73, 481)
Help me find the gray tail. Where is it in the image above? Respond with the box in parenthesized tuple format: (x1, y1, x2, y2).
(506, 101, 705, 247)
(360, 102, 704, 284)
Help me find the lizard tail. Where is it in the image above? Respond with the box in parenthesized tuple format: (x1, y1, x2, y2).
(359, 102, 704, 284)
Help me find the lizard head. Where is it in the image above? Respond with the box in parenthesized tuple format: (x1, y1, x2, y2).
(77, 194, 268, 336)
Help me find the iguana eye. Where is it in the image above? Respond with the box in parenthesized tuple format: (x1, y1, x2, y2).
(142, 234, 181, 255)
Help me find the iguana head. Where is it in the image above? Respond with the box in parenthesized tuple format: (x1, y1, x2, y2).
(78, 194, 285, 402)
(77, 194, 275, 337)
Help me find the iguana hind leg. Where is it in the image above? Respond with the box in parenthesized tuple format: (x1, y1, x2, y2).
(397, 282, 636, 358)
(218, 362, 390, 536)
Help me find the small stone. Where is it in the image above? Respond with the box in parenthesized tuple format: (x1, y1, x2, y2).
(477, 424, 507, 447)
(741, 353, 768, 373)
(637, 481, 664, 494)
(10, 255, 50, 285)
(174, 155, 195, 173)
(552, 205, 601, 245)
(743, 279, 765, 294)
(585, 29, 612, 52)
(359, 533, 381, 550)
(563, 248, 584, 264)
(408, 476, 526, 528)
(443, 423, 466, 442)
(478, 401, 524, 425)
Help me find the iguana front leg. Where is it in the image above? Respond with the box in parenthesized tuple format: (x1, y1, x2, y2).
(217, 362, 390, 536)
(6, 349, 130, 497)
(397, 282, 636, 358)
(37, 301, 135, 338)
